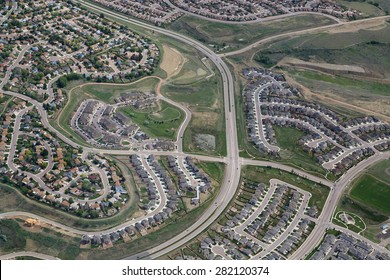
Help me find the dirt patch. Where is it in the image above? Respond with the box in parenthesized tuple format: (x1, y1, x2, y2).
(192, 111, 219, 129)
(194, 134, 216, 152)
(160, 44, 185, 78)
(279, 57, 366, 74)
(327, 18, 388, 34)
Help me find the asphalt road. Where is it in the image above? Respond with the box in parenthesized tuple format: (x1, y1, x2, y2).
(291, 151, 390, 259)
(0, 251, 59, 260)
(74, 0, 241, 260)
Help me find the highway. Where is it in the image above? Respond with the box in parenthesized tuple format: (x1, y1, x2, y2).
(0, 0, 388, 260)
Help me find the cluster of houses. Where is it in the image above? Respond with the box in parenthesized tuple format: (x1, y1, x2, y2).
(1, 0, 160, 101)
(331, 147, 375, 176)
(169, 0, 360, 22)
(0, 97, 23, 165)
(204, 182, 275, 259)
(14, 134, 49, 174)
(89, 0, 183, 26)
(311, 233, 390, 260)
(248, 185, 302, 244)
(197, 235, 260, 260)
(6, 107, 129, 218)
(74, 99, 143, 148)
(242, 67, 387, 175)
(114, 91, 157, 110)
(80, 153, 199, 249)
(166, 155, 212, 205)
(222, 183, 267, 232)
(352, 123, 390, 143)
(260, 102, 359, 149)
(276, 218, 312, 256)
(129, 154, 180, 215)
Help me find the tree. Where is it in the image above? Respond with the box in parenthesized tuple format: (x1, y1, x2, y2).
(57, 76, 68, 88)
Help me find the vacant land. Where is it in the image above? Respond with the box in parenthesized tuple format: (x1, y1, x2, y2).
(168, 14, 336, 53)
(161, 46, 226, 156)
(273, 126, 330, 178)
(337, 160, 390, 241)
(160, 44, 185, 78)
(0, 219, 80, 259)
(197, 161, 225, 183)
(242, 166, 330, 213)
(227, 19, 390, 121)
(80, 77, 160, 104)
(350, 175, 390, 215)
(119, 100, 184, 140)
(337, 0, 388, 16)
(285, 69, 390, 118)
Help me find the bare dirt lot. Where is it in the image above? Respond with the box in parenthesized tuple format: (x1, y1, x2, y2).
(327, 17, 388, 34)
(160, 44, 185, 78)
(279, 57, 366, 74)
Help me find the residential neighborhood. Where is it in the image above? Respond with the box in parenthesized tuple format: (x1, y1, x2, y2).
(242, 67, 389, 175)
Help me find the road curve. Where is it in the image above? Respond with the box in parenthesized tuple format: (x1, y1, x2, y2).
(74, 0, 241, 260)
(0, 251, 60, 260)
(291, 151, 390, 259)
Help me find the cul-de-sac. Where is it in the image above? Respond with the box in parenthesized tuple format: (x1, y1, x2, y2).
(0, 0, 389, 260)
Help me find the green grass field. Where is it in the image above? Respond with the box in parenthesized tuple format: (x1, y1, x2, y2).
(336, 160, 390, 240)
(197, 161, 225, 183)
(168, 14, 336, 53)
(80, 77, 160, 104)
(337, 0, 387, 16)
(161, 47, 226, 156)
(350, 175, 390, 215)
(0, 219, 80, 259)
(288, 69, 390, 97)
(273, 126, 329, 177)
(119, 100, 184, 140)
(242, 166, 330, 213)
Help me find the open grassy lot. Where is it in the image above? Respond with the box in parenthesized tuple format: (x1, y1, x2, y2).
(119, 100, 184, 140)
(197, 162, 225, 183)
(336, 160, 390, 242)
(273, 126, 330, 178)
(337, 0, 388, 16)
(350, 175, 390, 215)
(0, 219, 80, 259)
(80, 77, 160, 104)
(242, 166, 330, 213)
(168, 14, 336, 53)
(161, 49, 226, 156)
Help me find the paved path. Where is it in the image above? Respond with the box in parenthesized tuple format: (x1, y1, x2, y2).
(0, 251, 60, 260)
